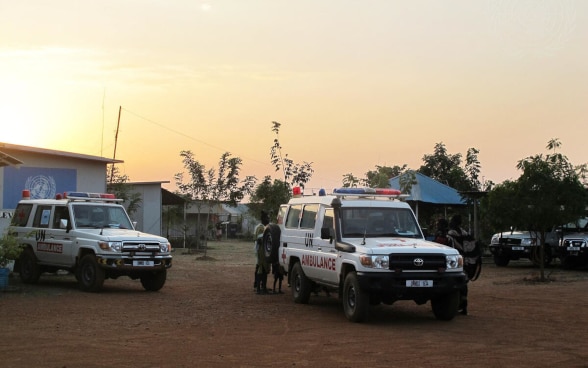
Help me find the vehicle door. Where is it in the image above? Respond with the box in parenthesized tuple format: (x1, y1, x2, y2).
(48, 205, 75, 266)
(297, 204, 337, 284)
(315, 207, 338, 286)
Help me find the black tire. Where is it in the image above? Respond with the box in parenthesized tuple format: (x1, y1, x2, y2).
(19, 248, 41, 284)
(77, 254, 105, 292)
(342, 271, 369, 323)
(560, 255, 576, 270)
(263, 224, 281, 264)
(494, 254, 510, 267)
(431, 291, 459, 321)
(140, 269, 167, 291)
(291, 262, 311, 304)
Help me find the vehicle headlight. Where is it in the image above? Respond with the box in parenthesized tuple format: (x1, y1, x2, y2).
(490, 235, 499, 245)
(521, 238, 535, 246)
(446, 255, 463, 269)
(98, 241, 122, 252)
(360, 255, 389, 269)
(160, 242, 171, 253)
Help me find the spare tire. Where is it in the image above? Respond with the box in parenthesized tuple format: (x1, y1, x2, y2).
(263, 224, 281, 263)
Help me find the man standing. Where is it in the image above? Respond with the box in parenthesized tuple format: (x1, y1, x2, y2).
(254, 211, 270, 294)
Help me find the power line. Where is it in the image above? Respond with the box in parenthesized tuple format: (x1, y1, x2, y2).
(121, 107, 270, 167)
(117, 108, 340, 188)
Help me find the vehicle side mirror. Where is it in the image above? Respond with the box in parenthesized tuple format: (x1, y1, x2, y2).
(60, 218, 71, 233)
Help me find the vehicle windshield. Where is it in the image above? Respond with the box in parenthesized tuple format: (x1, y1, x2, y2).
(72, 204, 133, 229)
(340, 207, 422, 238)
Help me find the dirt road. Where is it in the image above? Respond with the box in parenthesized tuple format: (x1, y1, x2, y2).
(1, 240, 587, 368)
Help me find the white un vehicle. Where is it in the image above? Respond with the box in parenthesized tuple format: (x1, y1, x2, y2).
(262, 187, 467, 322)
(10, 191, 172, 292)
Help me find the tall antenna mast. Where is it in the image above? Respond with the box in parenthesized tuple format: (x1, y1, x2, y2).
(101, 88, 105, 156)
(109, 105, 122, 183)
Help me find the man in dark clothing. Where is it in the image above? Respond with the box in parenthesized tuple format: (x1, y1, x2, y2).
(254, 211, 270, 294)
(447, 215, 470, 315)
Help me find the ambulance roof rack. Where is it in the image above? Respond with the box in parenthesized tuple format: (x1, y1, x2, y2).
(60, 192, 123, 202)
(290, 187, 409, 200)
(331, 187, 409, 200)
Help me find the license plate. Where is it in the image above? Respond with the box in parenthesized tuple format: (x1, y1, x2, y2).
(567, 247, 580, 251)
(406, 280, 433, 287)
(511, 246, 524, 251)
(133, 260, 154, 266)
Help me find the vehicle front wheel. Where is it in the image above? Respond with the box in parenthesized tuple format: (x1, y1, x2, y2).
(77, 254, 105, 292)
(291, 262, 311, 304)
(140, 270, 167, 291)
(431, 291, 459, 321)
(19, 248, 41, 284)
(342, 271, 369, 323)
(560, 255, 577, 269)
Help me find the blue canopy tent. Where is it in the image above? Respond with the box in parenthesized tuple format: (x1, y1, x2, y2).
(389, 172, 466, 222)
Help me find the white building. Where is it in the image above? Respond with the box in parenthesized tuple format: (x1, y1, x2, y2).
(0, 142, 168, 236)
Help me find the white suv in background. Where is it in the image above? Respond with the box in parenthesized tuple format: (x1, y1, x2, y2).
(10, 191, 172, 292)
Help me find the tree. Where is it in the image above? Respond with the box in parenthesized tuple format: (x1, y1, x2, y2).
(249, 176, 291, 222)
(246, 122, 314, 226)
(398, 170, 418, 195)
(270, 121, 314, 190)
(482, 139, 588, 281)
(465, 148, 482, 190)
(364, 165, 408, 188)
(342, 173, 361, 188)
(162, 200, 187, 247)
(481, 180, 521, 231)
(175, 150, 256, 251)
(342, 165, 410, 189)
(106, 165, 142, 216)
(419, 142, 473, 191)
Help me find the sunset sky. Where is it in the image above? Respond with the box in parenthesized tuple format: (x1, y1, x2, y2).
(1, 1, 586, 193)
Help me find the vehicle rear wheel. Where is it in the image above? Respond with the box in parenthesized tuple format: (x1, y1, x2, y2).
(140, 269, 167, 291)
(343, 271, 369, 323)
(19, 248, 41, 284)
(291, 262, 311, 304)
(431, 291, 459, 321)
(494, 254, 510, 267)
(77, 254, 105, 292)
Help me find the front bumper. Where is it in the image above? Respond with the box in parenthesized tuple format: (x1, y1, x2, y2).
(560, 243, 588, 261)
(97, 255, 173, 270)
(489, 244, 532, 259)
(356, 270, 466, 301)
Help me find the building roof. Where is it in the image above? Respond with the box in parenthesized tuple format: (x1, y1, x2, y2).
(0, 150, 24, 167)
(161, 188, 187, 205)
(221, 203, 250, 216)
(389, 172, 465, 205)
(0, 142, 123, 164)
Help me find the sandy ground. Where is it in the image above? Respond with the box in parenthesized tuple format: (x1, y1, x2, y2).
(1, 240, 588, 368)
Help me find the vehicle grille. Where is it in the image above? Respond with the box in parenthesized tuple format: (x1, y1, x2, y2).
(563, 239, 586, 247)
(121, 241, 161, 253)
(499, 238, 522, 246)
(389, 254, 446, 271)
